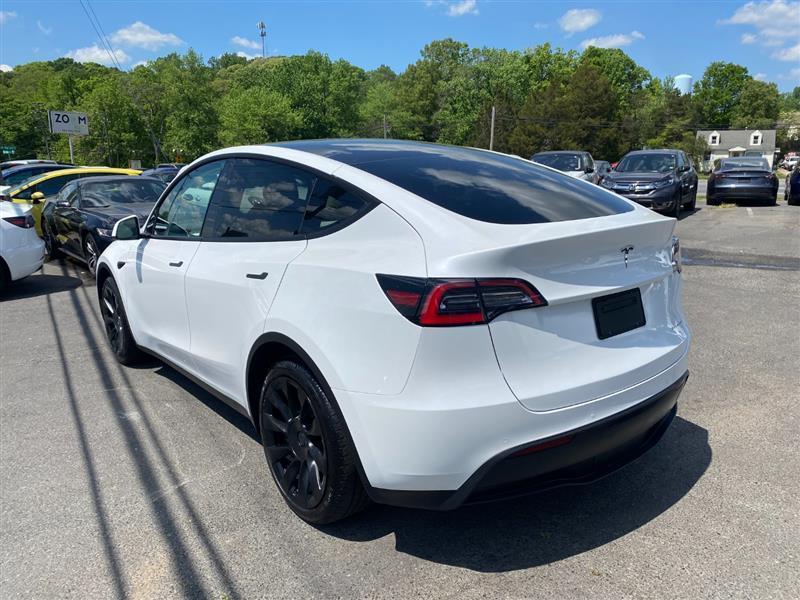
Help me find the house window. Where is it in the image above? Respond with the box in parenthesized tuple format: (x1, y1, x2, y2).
(708, 131, 720, 146)
(750, 131, 762, 146)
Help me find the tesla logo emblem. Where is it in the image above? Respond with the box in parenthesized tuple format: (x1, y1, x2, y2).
(620, 245, 634, 268)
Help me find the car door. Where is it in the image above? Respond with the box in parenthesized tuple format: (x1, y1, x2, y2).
(183, 158, 315, 404)
(53, 182, 84, 254)
(677, 152, 692, 202)
(49, 181, 78, 243)
(122, 160, 224, 370)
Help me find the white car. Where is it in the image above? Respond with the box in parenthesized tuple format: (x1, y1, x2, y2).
(0, 202, 45, 289)
(531, 150, 599, 183)
(97, 140, 691, 524)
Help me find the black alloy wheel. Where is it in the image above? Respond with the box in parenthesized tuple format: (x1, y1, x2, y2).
(262, 374, 328, 510)
(101, 280, 124, 354)
(85, 234, 99, 276)
(99, 277, 142, 365)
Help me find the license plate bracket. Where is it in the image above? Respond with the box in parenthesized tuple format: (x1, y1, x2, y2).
(592, 288, 646, 340)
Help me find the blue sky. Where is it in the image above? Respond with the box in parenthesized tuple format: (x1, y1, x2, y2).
(1, 1, 798, 90)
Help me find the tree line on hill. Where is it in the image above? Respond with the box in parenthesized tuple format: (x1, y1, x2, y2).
(1, 39, 798, 168)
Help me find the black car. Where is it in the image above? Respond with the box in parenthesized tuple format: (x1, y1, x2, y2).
(600, 149, 698, 217)
(707, 157, 778, 206)
(0, 162, 73, 190)
(41, 176, 165, 275)
(140, 166, 180, 183)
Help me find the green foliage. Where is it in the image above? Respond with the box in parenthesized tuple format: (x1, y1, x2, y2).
(694, 62, 750, 127)
(0, 42, 785, 167)
(730, 79, 781, 129)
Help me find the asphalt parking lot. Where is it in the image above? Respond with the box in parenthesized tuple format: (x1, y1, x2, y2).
(1, 202, 799, 599)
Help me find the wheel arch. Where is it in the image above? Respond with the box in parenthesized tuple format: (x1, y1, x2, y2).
(245, 331, 374, 492)
(246, 332, 331, 433)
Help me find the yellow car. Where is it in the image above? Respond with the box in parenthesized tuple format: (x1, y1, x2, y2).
(0, 167, 142, 235)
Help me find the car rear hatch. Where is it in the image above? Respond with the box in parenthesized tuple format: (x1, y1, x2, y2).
(431, 213, 687, 413)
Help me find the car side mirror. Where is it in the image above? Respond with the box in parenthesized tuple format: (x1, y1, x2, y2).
(30, 191, 45, 204)
(585, 166, 594, 173)
(113, 215, 140, 241)
(678, 165, 690, 173)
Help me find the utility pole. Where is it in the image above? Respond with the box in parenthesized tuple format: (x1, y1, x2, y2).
(383, 114, 388, 139)
(68, 135, 74, 164)
(257, 21, 267, 58)
(489, 105, 496, 151)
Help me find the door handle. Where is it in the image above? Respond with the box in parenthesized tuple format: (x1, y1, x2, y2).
(169, 261, 183, 267)
(246, 272, 268, 280)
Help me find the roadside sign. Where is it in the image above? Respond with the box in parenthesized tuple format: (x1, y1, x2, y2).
(1, 145, 15, 155)
(48, 110, 89, 136)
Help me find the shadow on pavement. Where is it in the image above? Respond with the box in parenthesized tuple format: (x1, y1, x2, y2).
(153, 364, 260, 443)
(322, 416, 710, 572)
(1, 272, 82, 301)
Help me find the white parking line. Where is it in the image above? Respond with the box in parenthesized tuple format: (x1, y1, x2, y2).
(746, 207, 754, 217)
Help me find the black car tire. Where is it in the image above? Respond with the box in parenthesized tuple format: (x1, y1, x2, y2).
(668, 190, 681, 218)
(99, 276, 144, 365)
(0, 258, 10, 292)
(259, 359, 369, 524)
(707, 193, 719, 206)
(686, 187, 697, 211)
(42, 219, 63, 259)
(84, 233, 100, 277)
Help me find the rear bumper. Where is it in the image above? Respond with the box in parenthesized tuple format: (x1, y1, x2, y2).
(709, 184, 777, 201)
(368, 371, 687, 510)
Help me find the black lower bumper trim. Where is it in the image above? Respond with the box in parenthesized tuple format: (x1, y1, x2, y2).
(368, 371, 689, 511)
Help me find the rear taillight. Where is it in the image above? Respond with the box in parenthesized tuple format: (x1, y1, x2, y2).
(377, 274, 547, 326)
(3, 215, 35, 228)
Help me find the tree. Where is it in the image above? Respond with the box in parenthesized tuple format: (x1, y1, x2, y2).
(218, 87, 301, 145)
(731, 79, 781, 128)
(694, 62, 750, 127)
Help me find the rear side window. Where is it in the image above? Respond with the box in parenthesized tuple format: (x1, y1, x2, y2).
(355, 148, 632, 224)
(301, 179, 371, 235)
(202, 158, 314, 240)
(36, 174, 81, 197)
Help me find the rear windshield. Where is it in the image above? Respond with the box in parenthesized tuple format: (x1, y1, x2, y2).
(289, 142, 632, 224)
(81, 179, 166, 208)
(719, 158, 769, 171)
(616, 153, 677, 173)
(532, 152, 584, 172)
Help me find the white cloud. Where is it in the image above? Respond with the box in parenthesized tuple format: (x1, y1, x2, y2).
(581, 30, 644, 49)
(0, 11, 16, 25)
(741, 33, 757, 44)
(533, 22, 549, 30)
(132, 60, 150, 68)
(447, 0, 478, 16)
(231, 36, 261, 50)
(788, 67, 800, 80)
(236, 51, 259, 60)
(773, 42, 800, 61)
(65, 45, 131, 66)
(0, 64, 13, 72)
(722, 1, 800, 46)
(110, 21, 183, 51)
(559, 9, 602, 35)
(37, 20, 52, 35)
(753, 72, 768, 80)
(425, 1, 478, 17)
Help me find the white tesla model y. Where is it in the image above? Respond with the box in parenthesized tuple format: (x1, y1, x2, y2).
(97, 140, 690, 523)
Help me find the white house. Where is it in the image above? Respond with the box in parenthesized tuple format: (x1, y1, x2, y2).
(696, 129, 777, 171)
